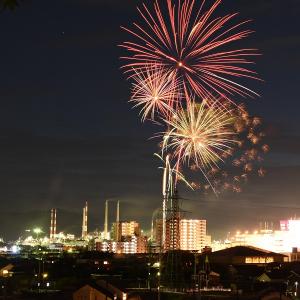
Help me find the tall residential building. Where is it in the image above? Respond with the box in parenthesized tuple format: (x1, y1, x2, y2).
(165, 215, 180, 250)
(164, 193, 181, 251)
(120, 221, 141, 237)
(180, 219, 207, 252)
(153, 219, 163, 246)
(111, 221, 141, 241)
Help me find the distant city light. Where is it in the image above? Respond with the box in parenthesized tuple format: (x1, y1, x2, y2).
(212, 219, 300, 255)
(11, 245, 20, 254)
(33, 228, 42, 234)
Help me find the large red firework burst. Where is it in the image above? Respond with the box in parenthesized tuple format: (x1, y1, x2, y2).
(120, 0, 260, 104)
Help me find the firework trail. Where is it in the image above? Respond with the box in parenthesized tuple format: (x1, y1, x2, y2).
(121, 0, 260, 104)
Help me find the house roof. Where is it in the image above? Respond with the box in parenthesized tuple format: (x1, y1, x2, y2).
(0, 258, 9, 269)
(208, 246, 287, 258)
(76, 282, 114, 299)
(97, 279, 128, 292)
(0, 262, 13, 271)
(256, 273, 271, 282)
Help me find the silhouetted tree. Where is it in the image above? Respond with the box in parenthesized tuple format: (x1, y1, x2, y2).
(0, 0, 22, 11)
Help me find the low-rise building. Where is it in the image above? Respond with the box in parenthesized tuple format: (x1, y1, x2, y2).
(96, 235, 148, 254)
(73, 283, 114, 300)
(203, 245, 288, 265)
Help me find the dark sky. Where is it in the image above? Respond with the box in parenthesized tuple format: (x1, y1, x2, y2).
(0, 0, 300, 240)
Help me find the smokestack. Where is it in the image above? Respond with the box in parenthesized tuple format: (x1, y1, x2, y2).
(116, 200, 120, 223)
(104, 200, 108, 240)
(50, 208, 57, 241)
(82, 201, 88, 239)
(116, 200, 120, 242)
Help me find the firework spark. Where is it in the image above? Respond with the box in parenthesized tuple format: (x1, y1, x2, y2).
(189, 104, 269, 194)
(161, 97, 237, 174)
(130, 67, 180, 121)
(121, 0, 260, 103)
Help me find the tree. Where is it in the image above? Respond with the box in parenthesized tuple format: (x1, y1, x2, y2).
(0, 0, 22, 11)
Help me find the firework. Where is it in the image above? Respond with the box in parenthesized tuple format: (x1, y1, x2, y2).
(189, 104, 269, 194)
(161, 97, 237, 175)
(120, 0, 266, 197)
(121, 0, 260, 103)
(130, 67, 181, 121)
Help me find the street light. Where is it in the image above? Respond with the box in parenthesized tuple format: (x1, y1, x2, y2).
(295, 281, 298, 297)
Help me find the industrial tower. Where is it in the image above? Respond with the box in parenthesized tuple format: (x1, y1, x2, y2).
(82, 201, 88, 239)
(104, 199, 120, 241)
(50, 208, 57, 241)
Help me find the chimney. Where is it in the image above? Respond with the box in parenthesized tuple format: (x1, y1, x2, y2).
(104, 200, 108, 240)
(82, 201, 88, 239)
(50, 208, 57, 241)
(116, 201, 120, 242)
(116, 200, 120, 223)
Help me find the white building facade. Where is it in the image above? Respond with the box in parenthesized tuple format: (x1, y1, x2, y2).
(180, 219, 209, 252)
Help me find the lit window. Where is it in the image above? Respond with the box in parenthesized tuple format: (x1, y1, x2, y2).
(245, 257, 252, 264)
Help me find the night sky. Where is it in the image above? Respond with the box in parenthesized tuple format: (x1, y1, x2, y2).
(0, 0, 299, 240)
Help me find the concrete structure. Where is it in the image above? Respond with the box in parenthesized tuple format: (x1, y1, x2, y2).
(82, 201, 88, 239)
(204, 246, 288, 265)
(104, 200, 109, 240)
(153, 219, 163, 246)
(290, 247, 300, 262)
(97, 280, 128, 300)
(96, 235, 148, 254)
(73, 283, 113, 300)
(116, 200, 120, 241)
(224, 219, 300, 255)
(120, 221, 140, 237)
(111, 221, 141, 242)
(50, 208, 57, 241)
(180, 219, 207, 252)
(0, 263, 14, 277)
(104, 200, 121, 241)
(154, 218, 209, 252)
(164, 192, 181, 251)
(165, 214, 180, 251)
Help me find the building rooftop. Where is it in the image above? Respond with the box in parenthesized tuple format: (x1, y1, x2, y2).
(209, 246, 288, 257)
(75, 282, 114, 299)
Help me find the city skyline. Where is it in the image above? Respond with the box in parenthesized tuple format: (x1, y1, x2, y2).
(0, 0, 300, 240)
